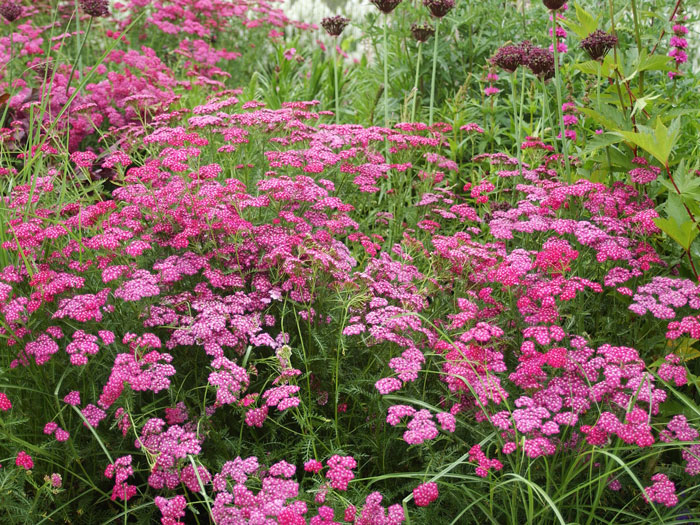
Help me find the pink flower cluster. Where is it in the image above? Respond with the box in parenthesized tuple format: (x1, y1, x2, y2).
(412, 482, 438, 507)
(643, 473, 678, 507)
(136, 418, 204, 489)
(105, 455, 137, 501)
(668, 23, 688, 78)
(468, 444, 503, 478)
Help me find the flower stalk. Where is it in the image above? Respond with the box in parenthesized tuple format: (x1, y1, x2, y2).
(428, 20, 439, 126)
(551, 12, 571, 181)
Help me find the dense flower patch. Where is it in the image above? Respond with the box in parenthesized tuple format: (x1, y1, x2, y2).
(0, 0, 699, 523)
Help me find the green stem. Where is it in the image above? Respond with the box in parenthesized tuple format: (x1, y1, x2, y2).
(74, 0, 82, 70)
(510, 73, 519, 175)
(66, 17, 93, 96)
(333, 40, 340, 125)
(8, 29, 13, 89)
(630, 0, 644, 95)
(541, 78, 552, 146)
(411, 42, 422, 122)
(516, 67, 526, 177)
(551, 11, 571, 182)
(383, 14, 389, 130)
(428, 19, 439, 126)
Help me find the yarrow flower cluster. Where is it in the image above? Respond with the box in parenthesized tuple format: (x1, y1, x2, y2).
(643, 473, 678, 507)
(412, 482, 438, 506)
(0, 392, 11, 411)
(628, 157, 660, 185)
(468, 444, 504, 477)
(16, 451, 34, 470)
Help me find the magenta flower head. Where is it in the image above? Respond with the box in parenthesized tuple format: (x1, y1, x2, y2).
(580, 30, 617, 61)
(370, 0, 403, 14)
(410, 22, 435, 43)
(423, 0, 455, 18)
(542, 0, 566, 10)
(491, 44, 526, 73)
(0, 0, 22, 22)
(80, 0, 109, 17)
(526, 46, 555, 79)
(321, 15, 350, 37)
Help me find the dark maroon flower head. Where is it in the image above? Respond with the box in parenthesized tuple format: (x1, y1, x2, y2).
(321, 15, 350, 37)
(423, 0, 455, 18)
(542, 0, 566, 10)
(580, 30, 618, 61)
(410, 22, 435, 43)
(370, 0, 403, 15)
(80, 0, 109, 17)
(491, 44, 526, 73)
(0, 0, 22, 22)
(525, 46, 555, 79)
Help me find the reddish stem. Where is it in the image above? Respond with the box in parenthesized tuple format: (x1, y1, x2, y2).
(649, 0, 684, 56)
(688, 250, 700, 282)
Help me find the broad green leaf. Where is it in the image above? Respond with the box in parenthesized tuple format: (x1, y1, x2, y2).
(616, 129, 663, 163)
(579, 105, 627, 130)
(637, 52, 672, 72)
(575, 60, 603, 76)
(654, 216, 699, 251)
(664, 192, 690, 227)
(615, 117, 680, 165)
(581, 132, 623, 157)
(562, 3, 600, 38)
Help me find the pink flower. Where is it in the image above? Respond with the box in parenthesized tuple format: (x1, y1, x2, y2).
(63, 391, 81, 406)
(16, 451, 34, 470)
(413, 481, 438, 506)
(304, 459, 323, 473)
(283, 48, 297, 61)
(375, 377, 402, 394)
(0, 392, 11, 411)
(643, 473, 678, 507)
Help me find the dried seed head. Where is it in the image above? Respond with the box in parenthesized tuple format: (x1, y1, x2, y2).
(580, 30, 618, 61)
(321, 15, 350, 37)
(80, 0, 109, 17)
(369, 0, 403, 15)
(542, 0, 566, 10)
(0, 0, 22, 22)
(525, 46, 555, 80)
(491, 44, 526, 73)
(410, 23, 435, 43)
(423, 0, 455, 18)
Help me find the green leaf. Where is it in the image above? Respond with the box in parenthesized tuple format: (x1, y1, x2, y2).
(575, 60, 604, 76)
(630, 94, 659, 118)
(637, 51, 672, 72)
(654, 216, 699, 251)
(614, 117, 680, 165)
(664, 192, 690, 226)
(581, 132, 623, 157)
(579, 105, 627, 131)
(561, 2, 600, 39)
